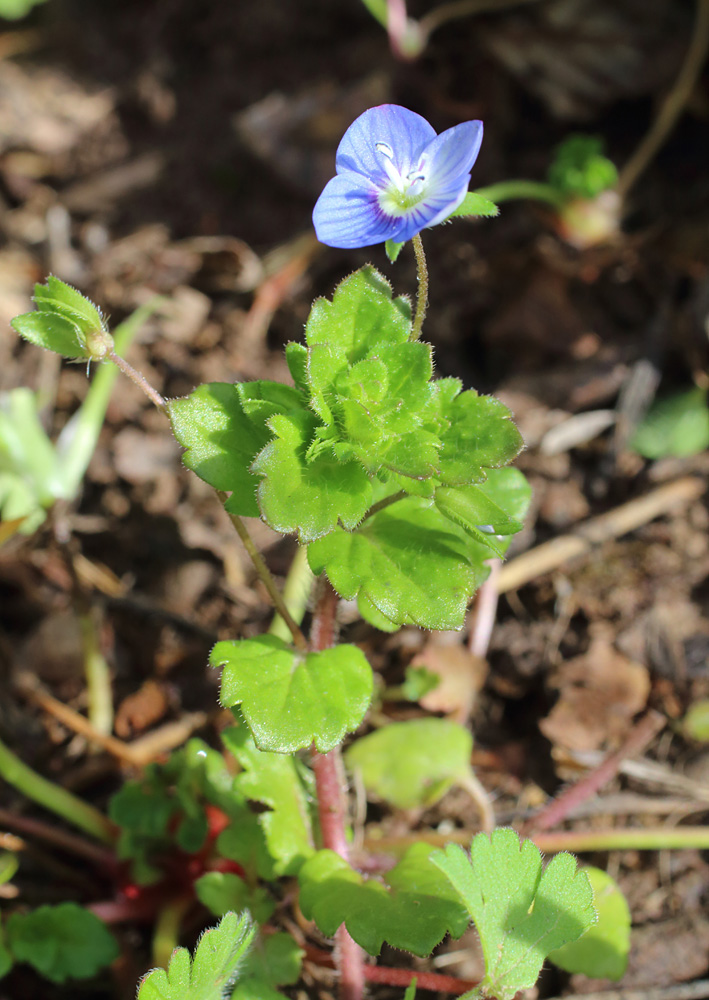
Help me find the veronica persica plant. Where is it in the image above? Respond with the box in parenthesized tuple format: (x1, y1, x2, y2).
(312, 104, 483, 248)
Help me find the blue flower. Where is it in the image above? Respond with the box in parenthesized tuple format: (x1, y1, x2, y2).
(312, 104, 483, 249)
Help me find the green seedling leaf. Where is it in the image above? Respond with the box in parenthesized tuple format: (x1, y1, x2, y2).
(631, 387, 709, 459)
(682, 699, 709, 742)
(308, 496, 488, 630)
(0, 852, 19, 885)
(548, 135, 618, 200)
(438, 389, 524, 485)
(448, 193, 500, 219)
(345, 718, 473, 809)
(252, 410, 372, 541)
(0, 0, 48, 19)
(11, 277, 112, 360)
(383, 664, 440, 702)
(431, 829, 596, 1000)
(0, 387, 61, 523)
(385, 239, 405, 262)
(549, 866, 630, 980)
(403, 980, 418, 1000)
(299, 843, 468, 956)
(6, 902, 119, 984)
(231, 931, 304, 1000)
(221, 726, 314, 875)
(212, 636, 373, 753)
(168, 381, 307, 519)
(195, 873, 274, 924)
(138, 911, 256, 1000)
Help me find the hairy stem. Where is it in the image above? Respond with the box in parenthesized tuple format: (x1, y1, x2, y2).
(269, 544, 315, 643)
(410, 233, 429, 341)
(220, 497, 308, 651)
(361, 489, 407, 522)
(310, 579, 365, 1000)
(108, 351, 166, 410)
(0, 736, 116, 845)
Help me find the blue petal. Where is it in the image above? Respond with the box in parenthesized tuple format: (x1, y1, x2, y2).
(312, 172, 400, 248)
(335, 105, 436, 185)
(422, 120, 483, 187)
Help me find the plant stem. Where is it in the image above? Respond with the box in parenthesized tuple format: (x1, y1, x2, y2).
(152, 895, 193, 968)
(0, 736, 116, 845)
(108, 351, 166, 411)
(361, 489, 407, 522)
(219, 498, 308, 651)
(310, 578, 365, 1000)
(472, 180, 564, 206)
(79, 609, 114, 738)
(410, 233, 429, 341)
(269, 544, 314, 643)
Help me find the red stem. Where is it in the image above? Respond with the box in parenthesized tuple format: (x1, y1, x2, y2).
(305, 944, 478, 994)
(310, 578, 365, 1000)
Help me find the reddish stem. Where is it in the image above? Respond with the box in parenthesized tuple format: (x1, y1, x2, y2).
(305, 944, 478, 994)
(310, 578, 365, 1000)
(523, 709, 666, 835)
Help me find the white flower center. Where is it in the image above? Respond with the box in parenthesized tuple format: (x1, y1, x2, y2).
(375, 141, 428, 216)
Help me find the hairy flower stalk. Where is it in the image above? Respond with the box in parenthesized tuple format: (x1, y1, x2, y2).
(313, 104, 483, 248)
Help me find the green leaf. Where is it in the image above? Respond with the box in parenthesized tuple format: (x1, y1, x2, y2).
(0, 0, 48, 20)
(434, 483, 522, 545)
(385, 239, 405, 262)
(6, 902, 119, 984)
(438, 389, 524, 485)
(0, 925, 13, 979)
(0, 388, 61, 509)
(447, 193, 500, 219)
(168, 381, 307, 519)
(431, 829, 596, 1000)
(345, 718, 473, 809)
(212, 636, 373, 753)
(252, 410, 372, 541)
(299, 843, 469, 956)
(308, 496, 488, 630)
(10, 311, 86, 359)
(231, 930, 303, 1000)
(631, 387, 709, 459)
(221, 725, 314, 875)
(195, 873, 274, 924)
(403, 980, 418, 1000)
(549, 866, 630, 981)
(305, 266, 411, 361)
(682, 699, 709, 742)
(138, 911, 256, 1000)
(0, 852, 19, 885)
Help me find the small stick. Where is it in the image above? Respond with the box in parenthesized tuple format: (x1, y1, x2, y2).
(497, 476, 704, 593)
(410, 234, 429, 341)
(0, 808, 113, 866)
(616, 0, 709, 198)
(522, 710, 666, 835)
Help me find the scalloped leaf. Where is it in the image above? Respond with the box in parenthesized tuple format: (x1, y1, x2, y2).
(6, 902, 119, 984)
(549, 866, 630, 981)
(431, 830, 596, 1000)
(307, 496, 488, 630)
(305, 265, 411, 359)
(299, 843, 468, 956)
(221, 726, 314, 876)
(168, 381, 307, 519)
(345, 718, 473, 809)
(438, 390, 524, 485)
(252, 410, 372, 541)
(212, 636, 373, 753)
(231, 931, 304, 1000)
(138, 912, 255, 1000)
